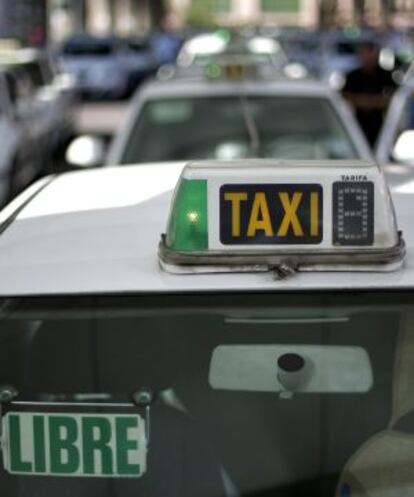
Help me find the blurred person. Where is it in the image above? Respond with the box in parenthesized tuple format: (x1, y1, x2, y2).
(151, 13, 183, 66)
(343, 41, 396, 146)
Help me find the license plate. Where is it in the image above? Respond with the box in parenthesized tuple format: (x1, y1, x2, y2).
(2, 412, 147, 478)
(220, 184, 323, 245)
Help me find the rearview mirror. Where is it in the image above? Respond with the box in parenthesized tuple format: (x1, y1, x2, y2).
(209, 345, 372, 394)
(392, 130, 414, 164)
(65, 135, 106, 168)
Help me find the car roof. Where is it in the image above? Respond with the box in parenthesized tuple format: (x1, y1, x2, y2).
(137, 76, 337, 100)
(0, 162, 413, 297)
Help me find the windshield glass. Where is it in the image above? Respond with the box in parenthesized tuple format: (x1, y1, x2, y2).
(0, 291, 411, 496)
(336, 42, 358, 55)
(63, 42, 114, 56)
(21, 61, 47, 88)
(120, 96, 359, 163)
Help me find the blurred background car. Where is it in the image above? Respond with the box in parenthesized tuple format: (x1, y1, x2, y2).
(111, 86, 369, 166)
(59, 34, 130, 99)
(0, 47, 77, 162)
(176, 30, 288, 72)
(377, 66, 414, 174)
(275, 27, 321, 78)
(118, 36, 158, 96)
(0, 65, 47, 205)
(82, 61, 370, 168)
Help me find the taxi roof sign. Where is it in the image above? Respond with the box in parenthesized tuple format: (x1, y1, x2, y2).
(205, 57, 260, 81)
(159, 160, 405, 276)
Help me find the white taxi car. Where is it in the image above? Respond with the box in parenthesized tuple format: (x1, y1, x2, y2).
(107, 74, 371, 166)
(0, 158, 410, 497)
(66, 63, 372, 168)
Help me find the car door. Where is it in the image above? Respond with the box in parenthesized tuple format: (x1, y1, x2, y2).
(3, 68, 47, 195)
(0, 73, 21, 203)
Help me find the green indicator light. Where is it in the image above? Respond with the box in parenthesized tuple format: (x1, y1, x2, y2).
(205, 63, 222, 79)
(167, 179, 208, 251)
(216, 29, 232, 43)
(344, 25, 361, 39)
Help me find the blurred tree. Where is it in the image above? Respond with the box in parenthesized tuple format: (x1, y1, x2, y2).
(68, 0, 86, 32)
(148, 0, 167, 28)
(318, 0, 337, 27)
(185, 4, 216, 28)
(108, 0, 116, 31)
(380, 0, 395, 26)
(354, 0, 366, 24)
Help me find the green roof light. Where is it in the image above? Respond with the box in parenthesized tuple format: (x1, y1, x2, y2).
(166, 179, 208, 251)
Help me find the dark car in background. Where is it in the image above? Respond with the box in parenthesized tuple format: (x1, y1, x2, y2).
(0, 48, 77, 164)
(118, 36, 158, 95)
(59, 35, 130, 99)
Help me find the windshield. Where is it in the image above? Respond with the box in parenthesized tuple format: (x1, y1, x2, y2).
(0, 291, 412, 496)
(120, 96, 359, 163)
(21, 61, 48, 88)
(335, 42, 358, 55)
(63, 42, 114, 56)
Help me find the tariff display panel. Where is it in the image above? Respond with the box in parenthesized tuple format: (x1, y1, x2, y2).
(332, 182, 374, 246)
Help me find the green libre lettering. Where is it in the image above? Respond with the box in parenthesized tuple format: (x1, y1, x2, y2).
(7, 414, 143, 477)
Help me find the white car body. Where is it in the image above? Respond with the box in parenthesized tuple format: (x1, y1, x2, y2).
(108, 77, 372, 165)
(1, 160, 414, 497)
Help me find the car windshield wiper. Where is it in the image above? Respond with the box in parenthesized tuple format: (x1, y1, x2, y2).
(239, 95, 260, 157)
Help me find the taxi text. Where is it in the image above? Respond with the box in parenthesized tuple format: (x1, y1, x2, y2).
(220, 184, 323, 245)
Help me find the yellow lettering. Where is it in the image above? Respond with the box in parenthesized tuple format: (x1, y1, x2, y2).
(247, 193, 273, 237)
(310, 192, 319, 237)
(224, 192, 247, 237)
(277, 192, 304, 237)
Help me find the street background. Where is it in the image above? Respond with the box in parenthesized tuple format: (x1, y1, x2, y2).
(0, 0, 412, 204)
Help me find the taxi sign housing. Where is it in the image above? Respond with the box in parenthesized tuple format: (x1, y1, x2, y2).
(159, 160, 405, 275)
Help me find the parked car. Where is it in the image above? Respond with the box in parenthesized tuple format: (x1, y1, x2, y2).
(66, 59, 371, 169)
(107, 72, 371, 166)
(0, 66, 47, 204)
(118, 36, 158, 95)
(60, 35, 129, 99)
(376, 69, 414, 190)
(0, 48, 77, 160)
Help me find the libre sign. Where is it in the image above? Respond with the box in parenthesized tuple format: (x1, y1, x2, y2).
(2, 412, 147, 478)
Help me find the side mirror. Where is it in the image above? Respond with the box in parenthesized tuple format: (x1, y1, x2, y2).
(392, 130, 414, 164)
(65, 135, 106, 168)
